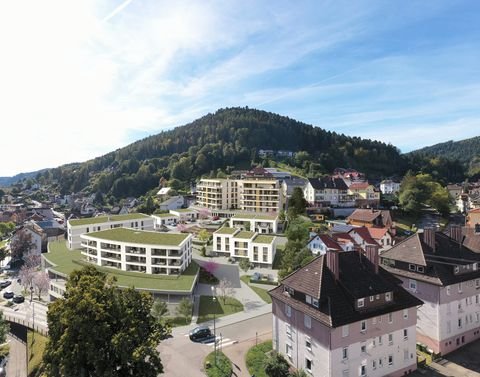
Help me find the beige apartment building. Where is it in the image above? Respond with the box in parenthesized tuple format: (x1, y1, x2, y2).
(196, 178, 283, 213)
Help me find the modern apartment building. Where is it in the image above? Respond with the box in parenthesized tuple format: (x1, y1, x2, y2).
(196, 177, 283, 213)
(80, 227, 192, 275)
(269, 248, 422, 377)
(380, 226, 480, 355)
(213, 227, 276, 267)
(67, 213, 154, 249)
(230, 213, 279, 234)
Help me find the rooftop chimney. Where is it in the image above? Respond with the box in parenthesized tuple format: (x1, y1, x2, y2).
(326, 251, 339, 281)
(423, 227, 436, 252)
(365, 244, 379, 274)
(450, 224, 463, 244)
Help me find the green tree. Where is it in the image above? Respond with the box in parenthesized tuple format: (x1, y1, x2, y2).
(288, 187, 307, 219)
(10, 229, 34, 262)
(289, 370, 308, 377)
(198, 229, 210, 243)
(151, 299, 169, 320)
(265, 352, 290, 377)
(176, 298, 193, 324)
(0, 312, 9, 345)
(43, 266, 164, 377)
(239, 258, 251, 273)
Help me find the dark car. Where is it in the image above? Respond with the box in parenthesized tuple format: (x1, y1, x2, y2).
(12, 294, 24, 304)
(189, 326, 212, 342)
(0, 280, 11, 289)
(2, 291, 13, 299)
(0, 355, 7, 377)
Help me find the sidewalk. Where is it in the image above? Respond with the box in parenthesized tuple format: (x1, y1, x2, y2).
(223, 332, 272, 377)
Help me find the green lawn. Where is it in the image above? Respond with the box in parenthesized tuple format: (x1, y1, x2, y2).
(394, 214, 418, 234)
(240, 275, 272, 304)
(204, 351, 232, 377)
(197, 295, 243, 323)
(166, 316, 192, 327)
(27, 330, 48, 376)
(45, 241, 199, 292)
(246, 340, 273, 377)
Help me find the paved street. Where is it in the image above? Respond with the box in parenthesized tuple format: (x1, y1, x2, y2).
(6, 323, 27, 377)
(160, 313, 272, 377)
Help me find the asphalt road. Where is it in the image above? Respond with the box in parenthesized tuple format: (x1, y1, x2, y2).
(158, 313, 272, 377)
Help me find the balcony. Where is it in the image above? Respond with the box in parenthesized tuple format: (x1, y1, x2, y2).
(125, 247, 146, 255)
(126, 256, 146, 264)
(151, 258, 167, 266)
(151, 249, 167, 257)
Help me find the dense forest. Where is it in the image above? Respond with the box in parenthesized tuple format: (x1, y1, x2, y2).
(408, 136, 480, 179)
(32, 107, 473, 201)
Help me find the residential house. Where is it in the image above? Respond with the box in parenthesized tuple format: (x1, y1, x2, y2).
(152, 213, 179, 229)
(347, 182, 381, 207)
(213, 227, 276, 267)
(347, 209, 393, 229)
(467, 208, 480, 228)
(446, 184, 463, 200)
(159, 196, 184, 211)
(380, 180, 401, 195)
(282, 177, 307, 202)
(307, 234, 342, 255)
(367, 227, 394, 251)
(169, 208, 198, 222)
(348, 227, 381, 250)
(303, 177, 353, 207)
(330, 232, 356, 251)
(230, 213, 279, 234)
(381, 226, 480, 355)
(270, 249, 422, 377)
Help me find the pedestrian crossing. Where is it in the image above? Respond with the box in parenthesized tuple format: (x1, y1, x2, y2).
(182, 333, 238, 349)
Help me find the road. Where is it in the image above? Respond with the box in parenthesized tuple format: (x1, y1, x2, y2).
(159, 313, 272, 377)
(6, 323, 27, 377)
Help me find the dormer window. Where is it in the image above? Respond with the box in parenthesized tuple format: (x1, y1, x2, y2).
(417, 266, 424, 273)
(385, 292, 392, 302)
(312, 298, 319, 308)
(358, 298, 365, 308)
(305, 295, 312, 304)
(409, 264, 416, 271)
(454, 266, 460, 274)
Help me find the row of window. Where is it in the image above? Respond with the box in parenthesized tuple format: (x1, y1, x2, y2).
(446, 280, 480, 295)
(342, 330, 409, 359)
(357, 292, 392, 308)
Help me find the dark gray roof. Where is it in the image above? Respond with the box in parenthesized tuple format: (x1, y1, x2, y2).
(308, 177, 348, 191)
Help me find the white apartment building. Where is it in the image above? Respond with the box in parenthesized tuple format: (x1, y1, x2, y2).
(213, 227, 276, 267)
(381, 226, 480, 355)
(80, 228, 192, 275)
(380, 180, 401, 195)
(230, 213, 279, 234)
(270, 249, 422, 377)
(196, 178, 283, 213)
(67, 213, 154, 249)
(152, 213, 179, 229)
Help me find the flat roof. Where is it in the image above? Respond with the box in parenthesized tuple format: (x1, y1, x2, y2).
(232, 214, 277, 221)
(83, 228, 189, 246)
(214, 227, 238, 235)
(44, 241, 198, 292)
(253, 235, 275, 244)
(153, 213, 179, 218)
(234, 231, 256, 239)
(171, 208, 196, 213)
(69, 213, 150, 227)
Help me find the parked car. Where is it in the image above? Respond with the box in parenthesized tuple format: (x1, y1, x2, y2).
(0, 280, 11, 289)
(13, 294, 24, 304)
(2, 291, 13, 299)
(189, 326, 212, 342)
(0, 356, 7, 377)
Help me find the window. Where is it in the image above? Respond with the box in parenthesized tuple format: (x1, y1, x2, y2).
(342, 347, 348, 360)
(477, 295, 480, 304)
(476, 279, 480, 288)
(286, 324, 292, 337)
(459, 283, 463, 293)
(388, 333, 393, 345)
(372, 339, 376, 348)
(376, 294, 380, 299)
(388, 355, 393, 366)
(370, 295, 374, 302)
(379, 335, 383, 345)
(286, 343, 292, 358)
(388, 313, 393, 323)
(306, 295, 312, 304)
(477, 313, 480, 322)
(447, 286, 451, 295)
(305, 358, 312, 373)
(342, 325, 349, 337)
(447, 321, 451, 334)
(409, 264, 416, 271)
(285, 304, 292, 318)
(358, 298, 365, 308)
(360, 365, 366, 377)
(403, 328, 408, 340)
(86, 227, 89, 233)
(372, 317, 377, 325)
(313, 298, 319, 308)
(304, 314, 312, 329)
(361, 343, 366, 353)
(417, 266, 424, 273)
(305, 337, 312, 351)
(404, 349, 409, 361)
(403, 309, 408, 319)
(372, 360, 377, 370)
(361, 320, 367, 332)
(454, 266, 460, 274)
(409, 279, 417, 291)
(458, 318, 463, 328)
(379, 358, 383, 367)
(386, 292, 392, 301)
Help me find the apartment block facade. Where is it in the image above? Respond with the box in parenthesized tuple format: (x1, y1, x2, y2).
(67, 213, 154, 249)
(270, 249, 422, 376)
(80, 228, 192, 275)
(381, 226, 480, 355)
(230, 213, 279, 234)
(213, 227, 276, 267)
(303, 177, 354, 207)
(196, 178, 283, 213)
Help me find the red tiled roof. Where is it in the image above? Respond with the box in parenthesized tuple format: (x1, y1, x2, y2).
(368, 227, 390, 240)
(349, 226, 380, 246)
(318, 234, 342, 250)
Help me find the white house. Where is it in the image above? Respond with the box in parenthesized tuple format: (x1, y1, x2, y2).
(169, 208, 198, 222)
(380, 180, 401, 195)
(307, 234, 342, 255)
(152, 213, 179, 229)
(159, 196, 184, 211)
(230, 213, 279, 234)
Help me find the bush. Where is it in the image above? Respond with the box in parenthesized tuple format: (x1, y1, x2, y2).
(204, 351, 232, 377)
(246, 340, 273, 377)
(199, 267, 219, 285)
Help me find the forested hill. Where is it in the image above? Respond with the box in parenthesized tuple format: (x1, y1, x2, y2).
(408, 136, 480, 178)
(36, 107, 408, 199)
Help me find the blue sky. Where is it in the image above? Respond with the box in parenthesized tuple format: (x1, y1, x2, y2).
(0, 0, 479, 176)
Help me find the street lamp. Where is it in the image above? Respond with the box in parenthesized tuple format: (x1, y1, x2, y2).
(211, 285, 217, 367)
(30, 285, 33, 303)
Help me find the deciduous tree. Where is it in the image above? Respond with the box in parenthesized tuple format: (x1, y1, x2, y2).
(10, 229, 34, 262)
(33, 272, 50, 300)
(43, 266, 164, 377)
(176, 298, 193, 324)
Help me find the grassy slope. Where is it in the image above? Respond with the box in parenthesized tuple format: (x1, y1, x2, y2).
(245, 340, 273, 377)
(197, 296, 243, 323)
(240, 275, 272, 304)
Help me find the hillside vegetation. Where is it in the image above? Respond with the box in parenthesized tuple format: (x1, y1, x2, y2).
(35, 107, 408, 200)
